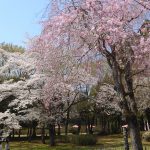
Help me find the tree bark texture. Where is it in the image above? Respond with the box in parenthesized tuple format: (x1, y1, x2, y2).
(49, 124, 55, 146)
(107, 54, 143, 150)
(123, 127, 129, 150)
(65, 108, 70, 135)
(41, 127, 45, 144)
(127, 115, 143, 150)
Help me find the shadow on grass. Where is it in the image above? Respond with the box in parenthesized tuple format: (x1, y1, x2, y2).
(8, 134, 150, 150)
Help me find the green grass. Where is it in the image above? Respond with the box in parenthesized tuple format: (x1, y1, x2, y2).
(10, 142, 98, 150)
(4, 134, 150, 150)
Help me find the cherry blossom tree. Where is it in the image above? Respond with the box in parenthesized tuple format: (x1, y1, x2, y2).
(0, 48, 45, 141)
(29, 0, 150, 149)
(29, 24, 98, 145)
(36, 65, 97, 146)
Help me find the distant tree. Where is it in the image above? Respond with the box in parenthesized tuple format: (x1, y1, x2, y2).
(0, 42, 25, 53)
(0, 49, 45, 136)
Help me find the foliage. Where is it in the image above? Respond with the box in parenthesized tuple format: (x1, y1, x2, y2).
(143, 131, 150, 142)
(0, 49, 45, 129)
(71, 135, 97, 146)
(69, 128, 79, 135)
(0, 42, 25, 53)
(29, 1, 150, 148)
(56, 135, 70, 143)
(29, 0, 150, 113)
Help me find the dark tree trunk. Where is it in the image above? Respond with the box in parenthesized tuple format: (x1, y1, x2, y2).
(139, 115, 145, 131)
(18, 129, 21, 139)
(27, 128, 29, 137)
(102, 115, 107, 134)
(90, 125, 93, 134)
(127, 115, 143, 150)
(107, 53, 143, 150)
(87, 116, 92, 134)
(85, 123, 88, 133)
(57, 124, 61, 136)
(32, 126, 36, 138)
(77, 122, 81, 135)
(147, 120, 150, 131)
(12, 128, 15, 139)
(123, 127, 129, 150)
(65, 108, 70, 135)
(28, 127, 32, 142)
(110, 121, 114, 134)
(145, 108, 150, 129)
(114, 120, 118, 133)
(49, 124, 55, 146)
(117, 115, 122, 133)
(41, 127, 45, 144)
(124, 61, 143, 150)
(107, 120, 110, 134)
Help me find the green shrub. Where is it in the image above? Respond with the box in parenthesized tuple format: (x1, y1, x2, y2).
(69, 128, 79, 134)
(71, 135, 97, 146)
(56, 135, 70, 143)
(96, 130, 108, 136)
(143, 131, 150, 142)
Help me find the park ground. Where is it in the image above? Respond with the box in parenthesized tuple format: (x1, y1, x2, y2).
(6, 134, 150, 150)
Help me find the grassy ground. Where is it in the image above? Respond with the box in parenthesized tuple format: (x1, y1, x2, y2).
(4, 134, 150, 150)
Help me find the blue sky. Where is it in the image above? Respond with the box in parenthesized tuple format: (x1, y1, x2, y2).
(0, 0, 49, 47)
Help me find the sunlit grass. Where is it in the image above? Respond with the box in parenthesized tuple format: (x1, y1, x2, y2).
(4, 134, 150, 150)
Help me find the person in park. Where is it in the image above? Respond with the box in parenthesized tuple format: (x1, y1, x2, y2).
(5, 138, 10, 150)
(0, 139, 10, 150)
(0, 130, 10, 150)
(0, 130, 2, 150)
(0, 141, 2, 150)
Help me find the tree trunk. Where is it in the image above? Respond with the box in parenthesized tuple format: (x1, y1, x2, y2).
(127, 115, 143, 150)
(139, 115, 145, 131)
(144, 118, 147, 131)
(146, 120, 150, 131)
(12, 128, 15, 139)
(0, 142, 2, 150)
(85, 124, 88, 133)
(57, 124, 61, 136)
(103, 47, 144, 149)
(49, 124, 55, 146)
(123, 127, 129, 150)
(27, 128, 29, 137)
(41, 127, 45, 144)
(107, 120, 110, 134)
(28, 127, 32, 142)
(65, 108, 70, 135)
(77, 122, 81, 135)
(87, 117, 91, 134)
(32, 126, 36, 138)
(90, 125, 93, 134)
(18, 129, 21, 139)
(102, 115, 107, 134)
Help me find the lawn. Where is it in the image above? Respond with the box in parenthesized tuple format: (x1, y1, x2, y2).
(4, 134, 150, 150)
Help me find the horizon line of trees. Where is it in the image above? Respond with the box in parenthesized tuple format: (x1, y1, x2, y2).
(0, 42, 25, 53)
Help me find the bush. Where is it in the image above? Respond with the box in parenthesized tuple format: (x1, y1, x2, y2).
(143, 131, 150, 142)
(56, 135, 70, 143)
(71, 135, 97, 146)
(96, 130, 108, 136)
(69, 128, 79, 134)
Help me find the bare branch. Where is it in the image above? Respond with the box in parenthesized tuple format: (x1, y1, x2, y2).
(134, 0, 150, 10)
